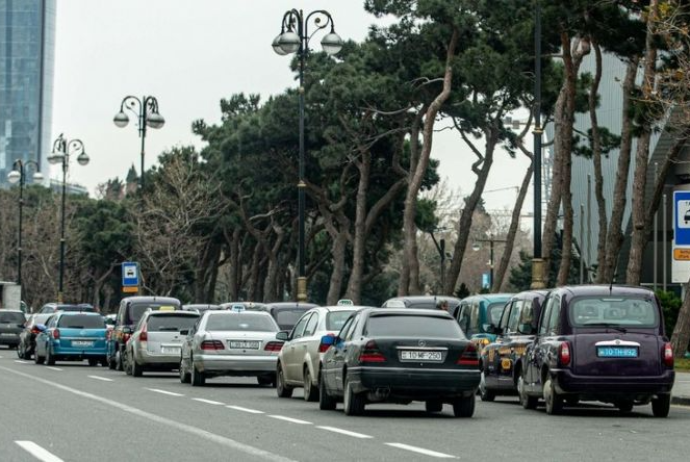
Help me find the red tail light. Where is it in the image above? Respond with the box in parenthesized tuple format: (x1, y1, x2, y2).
(359, 340, 386, 363)
(201, 340, 225, 351)
(52, 329, 60, 340)
(139, 324, 148, 342)
(31, 327, 40, 335)
(264, 341, 284, 352)
(457, 342, 479, 366)
(319, 334, 335, 353)
(122, 333, 131, 344)
(559, 341, 571, 366)
(663, 342, 674, 367)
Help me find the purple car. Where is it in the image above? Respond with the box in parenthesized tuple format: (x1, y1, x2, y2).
(517, 285, 675, 417)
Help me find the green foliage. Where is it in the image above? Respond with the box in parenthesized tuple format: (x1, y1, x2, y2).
(455, 283, 470, 299)
(656, 290, 682, 337)
(509, 234, 581, 291)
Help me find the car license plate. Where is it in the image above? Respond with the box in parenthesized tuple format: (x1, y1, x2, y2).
(597, 346, 638, 358)
(400, 351, 443, 361)
(72, 341, 93, 347)
(229, 341, 259, 349)
(161, 347, 181, 355)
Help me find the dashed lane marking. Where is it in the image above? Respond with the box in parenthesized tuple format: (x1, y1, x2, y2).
(46, 367, 63, 371)
(145, 388, 184, 397)
(88, 375, 113, 382)
(15, 441, 65, 462)
(14, 360, 29, 364)
(226, 405, 265, 414)
(317, 426, 373, 439)
(385, 443, 456, 459)
(192, 398, 224, 406)
(268, 415, 312, 425)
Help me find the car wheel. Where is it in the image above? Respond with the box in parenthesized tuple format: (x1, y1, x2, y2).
(651, 394, 670, 418)
(479, 370, 496, 402)
(452, 395, 475, 418)
(276, 364, 293, 398)
(45, 347, 55, 366)
(179, 360, 190, 384)
(543, 377, 563, 415)
(518, 375, 537, 410)
(131, 356, 143, 377)
(16, 342, 25, 359)
(425, 400, 443, 413)
(100, 358, 108, 367)
(191, 362, 205, 387)
(343, 378, 365, 416)
(107, 353, 116, 370)
(115, 349, 124, 371)
(617, 400, 634, 413)
(124, 352, 132, 376)
(303, 368, 319, 402)
(319, 374, 337, 411)
(88, 359, 98, 367)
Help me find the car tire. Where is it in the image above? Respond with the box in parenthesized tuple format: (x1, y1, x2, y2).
(124, 352, 132, 376)
(45, 347, 55, 366)
(131, 356, 143, 377)
(319, 374, 337, 411)
(652, 394, 670, 418)
(107, 353, 116, 370)
(518, 375, 538, 410)
(276, 364, 293, 398)
(191, 362, 205, 387)
(115, 348, 124, 371)
(479, 370, 496, 402)
(544, 377, 563, 415)
(343, 378, 365, 416)
(425, 400, 443, 413)
(303, 368, 319, 402)
(88, 359, 98, 367)
(100, 358, 108, 367)
(179, 360, 191, 384)
(16, 343, 24, 359)
(452, 395, 475, 418)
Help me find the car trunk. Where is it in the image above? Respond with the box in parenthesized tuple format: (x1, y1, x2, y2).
(207, 331, 278, 356)
(59, 328, 107, 349)
(572, 332, 662, 377)
(368, 337, 472, 369)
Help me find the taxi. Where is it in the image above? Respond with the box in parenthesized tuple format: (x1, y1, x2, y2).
(455, 294, 512, 350)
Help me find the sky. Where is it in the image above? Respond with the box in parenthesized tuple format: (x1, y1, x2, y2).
(50, 0, 534, 224)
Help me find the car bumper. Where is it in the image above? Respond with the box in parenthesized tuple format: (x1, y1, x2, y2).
(0, 335, 20, 346)
(135, 348, 181, 366)
(196, 354, 277, 374)
(349, 366, 480, 398)
(554, 369, 675, 395)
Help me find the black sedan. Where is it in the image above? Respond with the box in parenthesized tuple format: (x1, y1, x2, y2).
(319, 308, 480, 417)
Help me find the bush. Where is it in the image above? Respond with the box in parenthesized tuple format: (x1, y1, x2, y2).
(656, 290, 682, 338)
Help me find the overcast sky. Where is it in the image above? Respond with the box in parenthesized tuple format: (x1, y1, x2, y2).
(50, 0, 533, 222)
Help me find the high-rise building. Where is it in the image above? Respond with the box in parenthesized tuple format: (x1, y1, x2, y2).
(0, 0, 56, 187)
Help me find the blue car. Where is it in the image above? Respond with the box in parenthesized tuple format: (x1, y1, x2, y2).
(34, 312, 108, 366)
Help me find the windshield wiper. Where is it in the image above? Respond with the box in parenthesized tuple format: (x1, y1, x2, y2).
(583, 323, 627, 333)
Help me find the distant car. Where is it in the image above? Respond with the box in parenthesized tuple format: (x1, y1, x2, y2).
(36, 303, 96, 314)
(125, 310, 200, 377)
(17, 313, 53, 359)
(179, 310, 283, 386)
(319, 308, 481, 417)
(517, 285, 675, 417)
(479, 290, 547, 402)
(219, 301, 267, 312)
(276, 305, 359, 401)
(456, 294, 512, 348)
(107, 296, 182, 371)
(0, 309, 26, 349)
(382, 296, 462, 318)
(260, 302, 319, 331)
(183, 304, 221, 314)
(33, 312, 108, 366)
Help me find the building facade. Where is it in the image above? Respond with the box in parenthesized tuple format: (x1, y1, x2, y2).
(0, 0, 56, 187)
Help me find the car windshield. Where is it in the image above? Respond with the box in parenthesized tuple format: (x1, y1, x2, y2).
(147, 314, 198, 332)
(127, 303, 179, 325)
(0, 312, 25, 324)
(570, 297, 659, 328)
(274, 309, 309, 330)
(206, 313, 278, 332)
(365, 314, 465, 339)
(326, 311, 355, 330)
(488, 303, 506, 325)
(58, 314, 105, 329)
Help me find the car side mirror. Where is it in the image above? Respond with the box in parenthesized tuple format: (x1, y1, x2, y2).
(35, 324, 47, 332)
(276, 331, 289, 341)
(180, 330, 189, 336)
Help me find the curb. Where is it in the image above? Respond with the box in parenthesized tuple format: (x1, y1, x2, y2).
(671, 395, 690, 406)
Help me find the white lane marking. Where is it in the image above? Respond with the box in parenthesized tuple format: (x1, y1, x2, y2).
(46, 367, 62, 371)
(317, 426, 373, 439)
(0, 355, 4, 358)
(193, 398, 224, 406)
(88, 375, 113, 382)
(1, 366, 297, 462)
(14, 360, 29, 364)
(145, 388, 184, 397)
(15, 441, 65, 462)
(385, 443, 456, 459)
(226, 405, 265, 414)
(268, 415, 312, 425)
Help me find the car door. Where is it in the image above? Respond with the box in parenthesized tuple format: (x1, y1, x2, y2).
(324, 315, 355, 394)
(181, 318, 199, 369)
(526, 294, 554, 387)
(484, 301, 513, 387)
(299, 312, 321, 383)
(497, 300, 524, 383)
(284, 313, 311, 382)
(333, 312, 362, 395)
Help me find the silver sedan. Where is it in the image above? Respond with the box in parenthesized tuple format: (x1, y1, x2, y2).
(179, 311, 283, 387)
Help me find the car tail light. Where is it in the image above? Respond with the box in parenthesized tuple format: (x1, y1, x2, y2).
(52, 329, 60, 340)
(457, 342, 479, 366)
(359, 340, 386, 363)
(663, 342, 674, 367)
(201, 340, 225, 351)
(122, 333, 131, 344)
(139, 324, 148, 342)
(264, 341, 284, 352)
(319, 334, 335, 353)
(31, 327, 40, 335)
(559, 341, 571, 366)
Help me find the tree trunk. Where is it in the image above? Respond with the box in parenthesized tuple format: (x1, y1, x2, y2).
(345, 152, 371, 304)
(327, 230, 349, 306)
(590, 42, 608, 283)
(541, 87, 565, 266)
(671, 279, 690, 358)
(228, 229, 240, 301)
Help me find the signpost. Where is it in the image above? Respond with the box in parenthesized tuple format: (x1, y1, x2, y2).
(672, 190, 690, 283)
(122, 262, 140, 294)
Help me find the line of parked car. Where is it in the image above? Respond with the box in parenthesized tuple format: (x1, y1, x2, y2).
(3, 283, 676, 419)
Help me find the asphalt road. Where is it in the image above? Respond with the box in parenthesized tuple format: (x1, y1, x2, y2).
(1, 349, 688, 462)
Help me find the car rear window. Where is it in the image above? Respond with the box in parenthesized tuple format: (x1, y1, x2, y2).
(127, 303, 179, 325)
(364, 314, 465, 339)
(0, 312, 25, 324)
(405, 301, 437, 309)
(326, 311, 354, 330)
(147, 314, 199, 332)
(206, 313, 278, 332)
(274, 309, 309, 330)
(58, 315, 105, 329)
(570, 297, 659, 328)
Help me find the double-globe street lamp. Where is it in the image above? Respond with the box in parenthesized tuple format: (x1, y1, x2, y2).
(7, 160, 44, 288)
(272, 8, 343, 302)
(48, 134, 89, 303)
(113, 96, 165, 189)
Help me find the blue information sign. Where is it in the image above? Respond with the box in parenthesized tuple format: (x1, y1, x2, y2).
(122, 262, 139, 287)
(482, 272, 491, 289)
(674, 191, 690, 246)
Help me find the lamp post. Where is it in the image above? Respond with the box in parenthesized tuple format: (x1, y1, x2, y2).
(531, 0, 546, 289)
(113, 96, 165, 190)
(7, 160, 44, 288)
(473, 234, 508, 292)
(48, 134, 89, 303)
(427, 227, 451, 293)
(272, 8, 343, 302)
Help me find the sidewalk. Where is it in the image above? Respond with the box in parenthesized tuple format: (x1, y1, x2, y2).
(673, 371, 690, 406)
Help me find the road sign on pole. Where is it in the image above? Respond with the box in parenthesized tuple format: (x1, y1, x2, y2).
(672, 190, 690, 283)
(122, 262, 139, 291)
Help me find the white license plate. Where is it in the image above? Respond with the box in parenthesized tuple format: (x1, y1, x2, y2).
(400, 351, 443, 361)
(161, 347, 181, 355)
(229, 341, 260, 349)
(72, 341, 93, 347)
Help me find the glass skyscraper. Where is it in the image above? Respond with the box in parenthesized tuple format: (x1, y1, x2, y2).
(0, 0, 56, 187)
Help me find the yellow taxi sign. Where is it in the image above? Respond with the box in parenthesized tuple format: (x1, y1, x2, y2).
(158, 305, 176, 311)
(122, 286, 139, 293)
(674, 248, 690, 261)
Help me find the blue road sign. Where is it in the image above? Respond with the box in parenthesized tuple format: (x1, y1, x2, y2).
(482, 272, 490, 289)
(674, 191, 690, 246)
(122, 262, 139, 287)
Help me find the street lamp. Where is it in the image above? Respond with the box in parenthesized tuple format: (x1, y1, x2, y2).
(7, 159, 44, 289)
(531, 1, 546, 289)
(272, 8, 343, 302)
(48, 134, 89, 303)
(113, 95, 165, 189)
(473, 234, 507, 292)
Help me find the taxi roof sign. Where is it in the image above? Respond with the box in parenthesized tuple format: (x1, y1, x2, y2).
(231, 304, 246, 312)
(337, 299, 354, 306)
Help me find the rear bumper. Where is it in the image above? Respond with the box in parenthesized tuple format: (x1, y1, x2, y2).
(135, 348, 181, 366)
(53, 341, 107, 357)
(554, 369, 675, 396)
(196, 354, 277, 375)
(0, 334, 20, 346)
(349, 366, 480, 398)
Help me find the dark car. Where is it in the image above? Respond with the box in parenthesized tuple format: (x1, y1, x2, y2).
(517, 285, 675, 417)
(479, 290, 547, 401)
(0, 309, 26, 349)
(37, 303, 96, 314)
(106, 296, 181, 370)
(261, 302, 319, 331)
(319, 308, 480, 417)
(382, 296, 462, 318)
(17, 313, 53, 359)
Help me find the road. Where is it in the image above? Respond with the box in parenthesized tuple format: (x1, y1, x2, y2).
(0, 350, 688, 462)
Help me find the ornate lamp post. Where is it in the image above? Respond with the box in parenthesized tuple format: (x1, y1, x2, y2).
(48, 134, 89, 303)
(113, 96, 165, 189)
(272, 8, 343, 302)
(7, 160, 44, 288)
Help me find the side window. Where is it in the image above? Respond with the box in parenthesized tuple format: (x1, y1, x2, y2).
(48, 316, 58, 328)
(519, 299, 536, 330)
(539, 297, 554, 335)
(346, 314, 362, 340)
(468, 303, 480, 336)
(507, 301, 523, 333)
(458, 304, 471, 334)
(291, 313, 312, 339)
(546, 296, 561, 334)
(499, 303, 513, 330)
(337, 316, 354, 340)
(303, 312, 319, 337)
(117, 302, 126, 325)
